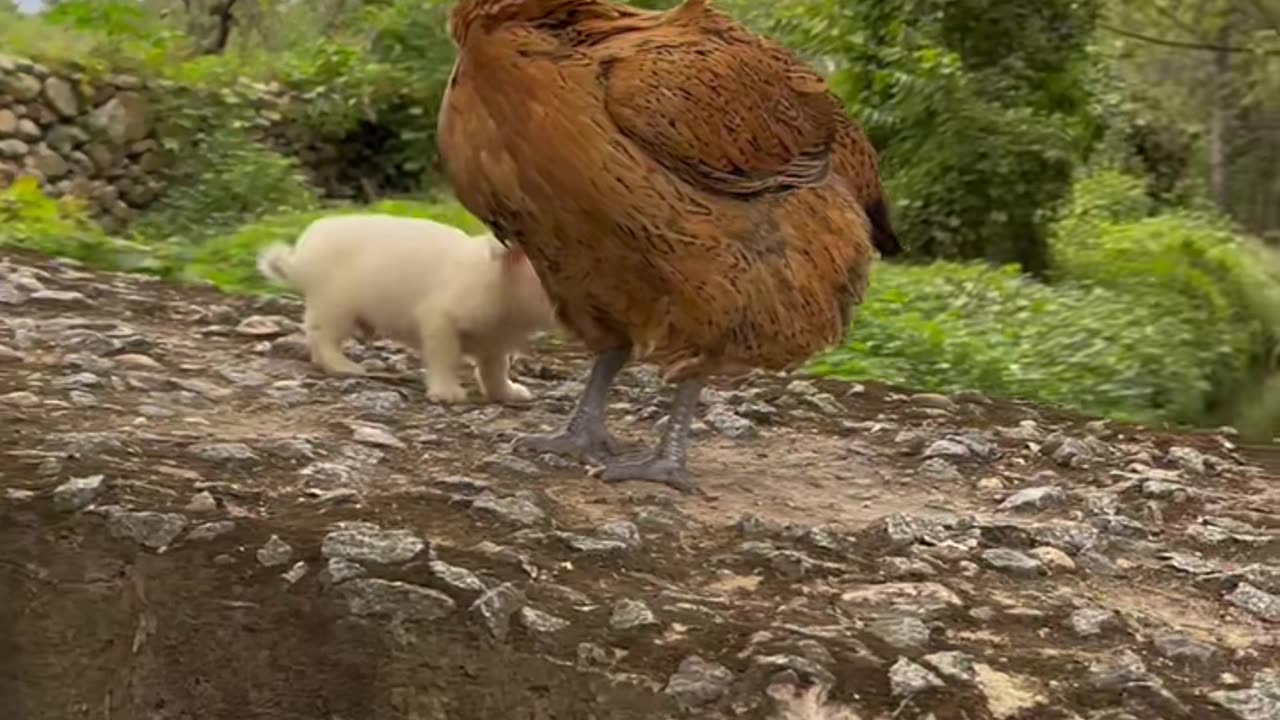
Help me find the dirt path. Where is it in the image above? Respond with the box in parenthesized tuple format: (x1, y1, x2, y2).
(1, 249, 1277, 720)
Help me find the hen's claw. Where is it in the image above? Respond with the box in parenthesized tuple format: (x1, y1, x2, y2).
(513, 429, 619, 463)
(601, 452, 696, 493)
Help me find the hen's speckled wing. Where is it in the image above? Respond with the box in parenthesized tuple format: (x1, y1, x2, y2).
(601, 31, 842, 198)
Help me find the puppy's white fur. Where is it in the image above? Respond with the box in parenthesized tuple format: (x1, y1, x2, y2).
(257, 213, 555, 404)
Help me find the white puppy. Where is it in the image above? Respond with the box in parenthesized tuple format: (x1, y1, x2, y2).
(257, 213, 556, 404)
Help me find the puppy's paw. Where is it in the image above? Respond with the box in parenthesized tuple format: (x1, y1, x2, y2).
(427, 383, 469, 405)
(491, 381, 533, 404)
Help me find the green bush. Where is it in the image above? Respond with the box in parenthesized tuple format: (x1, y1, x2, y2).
(812, 171, 1280, 429)
(813, 261, 1214, 424)
(0, 178, 163, 272)
(133, 85, 322, 248)
(1052, 171, 1280, 424)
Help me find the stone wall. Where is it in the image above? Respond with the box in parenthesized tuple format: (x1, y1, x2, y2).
(1, 53, 427, 232)
(0, 54, 162, 231)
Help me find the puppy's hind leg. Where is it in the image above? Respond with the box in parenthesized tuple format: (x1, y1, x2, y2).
(419, 314, 468, 404)
(303, 303, 366, 376)
(475, 350, 532, 404)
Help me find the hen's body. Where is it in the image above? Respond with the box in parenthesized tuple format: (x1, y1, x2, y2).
(439, 0, 896, 490)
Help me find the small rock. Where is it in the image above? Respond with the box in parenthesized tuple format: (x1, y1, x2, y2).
(889, 657, 945, 697)
(1068, 608, 1122, 638)
(30, 289, 87, 303)
(186, 520, 235, 542)
(184, 491, 217, 514)
(429, 560, 487, 593)
(351, 424, 405, 449)
(561, 533, 631, 554)
(838, 582, 964, 618)
(282, 561, 308, 585)
(577, 642, 611, 669)
(256, 534, 294, 567)
(1225, 583, 1280, 623)
(1153, 633, 1220, 667)
(980, 548, 1045, 577)
(476, 453, 541, 478)
(187, 442, 257, 462)
(325, 557, 366, 585)
(1087, 650, 1149, 690)
(918, 458, 963, 482)
(598, 520, 643, 549)
(5, 488, 37, 503)
(518, 606, 571, 635)
(867, 616, 931, 652)
(235, 315, 296, 336)
(113, 353, 162, 370)
(0, 344, 24, 363)
(42, 76, 79, 117)
(338, 579, 457, 621)
(1208, 670, 1280, 720)
(321, 528, 424, 564)
(924, 439, 971, 460)
(664, 655, 735, 709)
(998, 485, 1066, 513)
(1166, 446, 1208, 475)
(1027, 546, 1076, 573)
(912, 393, 958, 412)
(922, 651, 978, 683)
(345, 390, 406, 413)
(107, 510, 188, 549)
(52, 474, 105, 511)
(472, 492, 545, 526)
(610, 599, 658, 631)
(470, 582, 526, 641)
(704, 405, 757, 439)
(1, 390, 40, 407)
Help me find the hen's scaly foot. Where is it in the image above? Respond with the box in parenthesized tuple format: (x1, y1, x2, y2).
(601, 452, 697, 494)
(513, 428, 620, 464)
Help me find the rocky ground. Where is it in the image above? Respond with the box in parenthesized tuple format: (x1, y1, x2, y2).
(1, 248, 1278, 720)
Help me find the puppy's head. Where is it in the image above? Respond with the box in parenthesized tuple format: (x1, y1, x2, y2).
(489, 241, 556, 329)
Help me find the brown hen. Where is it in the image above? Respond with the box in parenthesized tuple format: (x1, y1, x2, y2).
(438, 0, 899, 492)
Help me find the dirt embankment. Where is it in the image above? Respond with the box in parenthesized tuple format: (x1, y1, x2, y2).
(1, 249, 1278, 720)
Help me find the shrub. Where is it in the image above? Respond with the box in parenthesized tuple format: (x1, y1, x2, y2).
(133, 85, 322, 249)
(1052, 171, 1280, 425)
(0, 178, 162, 272)
(813, 171, 1280, 430)
(812, 261, 1214, 424)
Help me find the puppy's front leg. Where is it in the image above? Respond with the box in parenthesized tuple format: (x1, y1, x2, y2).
(420, 316, 468, 404)
(476, 351, 532, 404)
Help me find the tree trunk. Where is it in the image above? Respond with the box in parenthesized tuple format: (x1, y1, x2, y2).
(1208, 21, 1233, 214)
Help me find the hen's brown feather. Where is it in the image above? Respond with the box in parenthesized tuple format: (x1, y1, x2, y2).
(440, 0, 892, 381)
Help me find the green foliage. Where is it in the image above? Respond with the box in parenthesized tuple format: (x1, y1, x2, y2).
(814, 262, 1210, 424)
(814, 170, 1280, 429)
(770, 0, 1102, 273)
(180, 198, 485, 292)
(1052, 171, 1280, 422)
(134, 83, 321, 247)
(0, 0, 190, 73)
(0, 178, 162, 272)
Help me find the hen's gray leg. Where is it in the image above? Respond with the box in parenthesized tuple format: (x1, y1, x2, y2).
(601, 378, 702, 493)
(513, 348, 629, 462)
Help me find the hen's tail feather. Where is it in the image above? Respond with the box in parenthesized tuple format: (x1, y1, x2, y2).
(256, 243, 298, 288)
(863, 196, 901, 258)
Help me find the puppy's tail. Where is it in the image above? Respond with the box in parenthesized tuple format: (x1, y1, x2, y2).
(257, 243, 298, 288)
